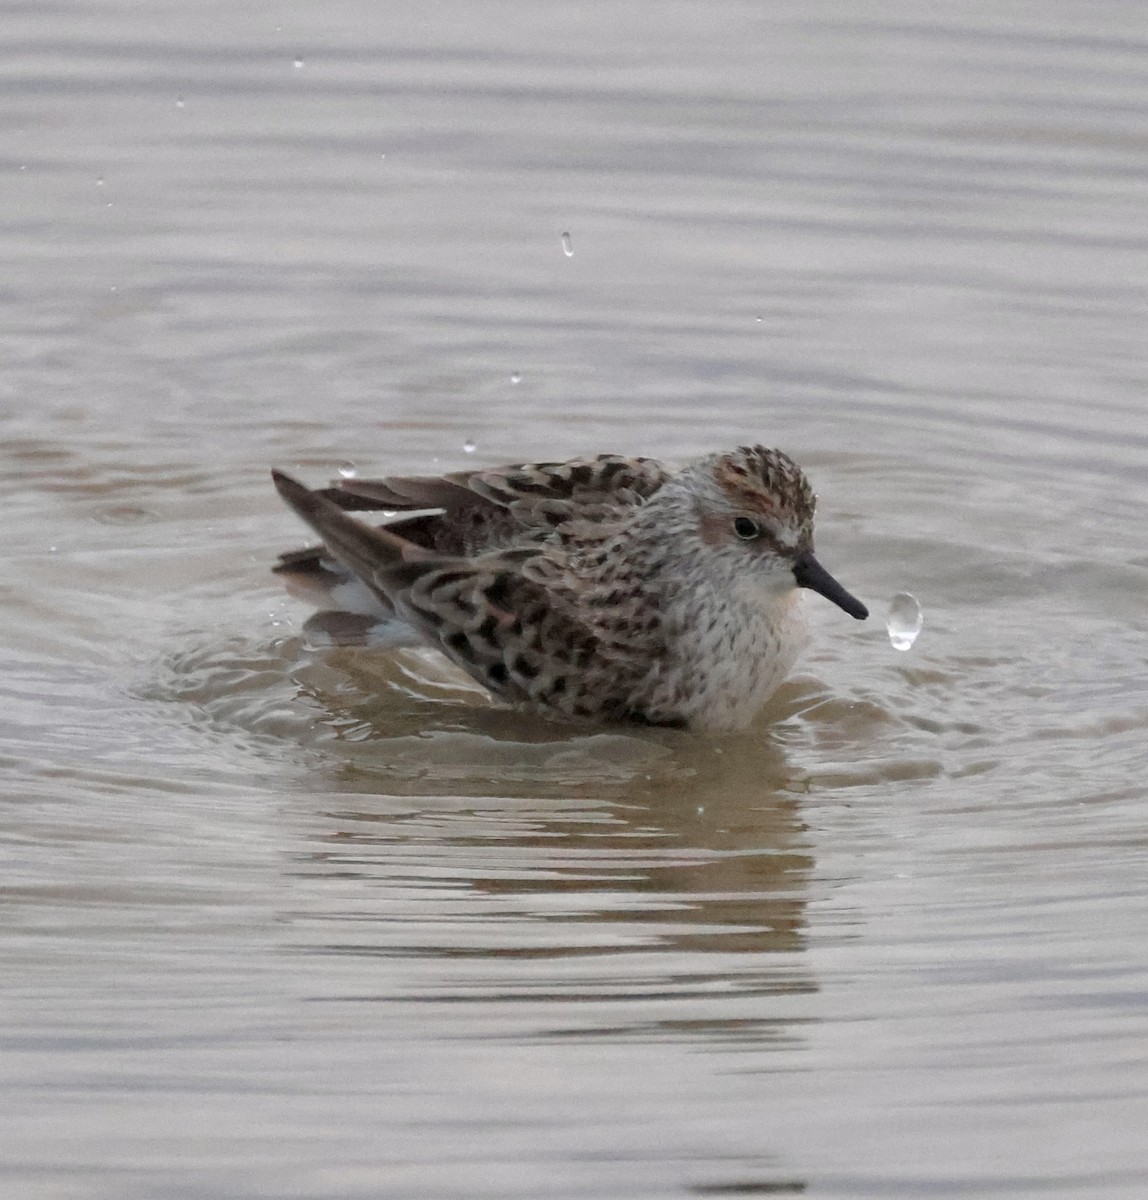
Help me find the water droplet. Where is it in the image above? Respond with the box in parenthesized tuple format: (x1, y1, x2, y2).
(175, 96, 186, 109)
(886, 592, 923, 652)
(18, 164, 26, 172)
(463, 439, 476, 454)
(95, 176, 105, 187)
(337, 461, 357, 479)
(510, 372, 521, 384)
(755, 316, 763, 323)
(560, 231, 573, 257)
(293, 56, 305, 69)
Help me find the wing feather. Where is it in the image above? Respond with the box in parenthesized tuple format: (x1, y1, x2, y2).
(272, 469, 641, 717)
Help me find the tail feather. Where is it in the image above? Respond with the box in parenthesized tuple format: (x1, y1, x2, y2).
(271, 470, 441, 600)
(320, 475, 481, 513)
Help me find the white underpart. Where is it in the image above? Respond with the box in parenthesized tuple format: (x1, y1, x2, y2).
(281, 570, 384, 615)
(647, 581, 809, 733)
(328, 576, 390, 616)
(322, 577, 422, 647)
(360, 616, 422, 649)
(285, 566, 421, 646)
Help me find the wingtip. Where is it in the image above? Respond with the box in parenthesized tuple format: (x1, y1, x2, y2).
(270, 468, 311, 505)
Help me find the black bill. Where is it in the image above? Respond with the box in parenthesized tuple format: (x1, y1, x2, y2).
(793, 550, 868, 620)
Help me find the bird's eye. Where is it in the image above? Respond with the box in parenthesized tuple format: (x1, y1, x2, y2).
(733, 516, 760, 540)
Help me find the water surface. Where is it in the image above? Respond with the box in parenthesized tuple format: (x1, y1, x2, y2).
(3, 2, 1148, 1197)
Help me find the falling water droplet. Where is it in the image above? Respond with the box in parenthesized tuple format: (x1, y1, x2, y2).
(560, 231, 573, 257)
(175, 96, 186, 109)
(463, 439, 477, 455)
(886, 592, 923, 651)
(337, 461, 357, 479)
(293, 56, 305, 69)
(95, 176, 105, 187)
(510, 372, 521, 384)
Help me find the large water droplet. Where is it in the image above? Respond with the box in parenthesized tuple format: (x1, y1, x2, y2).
(560, 231, 573, 257)
(293, 56, 305, 69)
(510, 372, 521, 384)
(175, 96, 186, 109)
(337, 461, 357, 479)
(886, 592, 923, 651)
(463, 439, 476, 455)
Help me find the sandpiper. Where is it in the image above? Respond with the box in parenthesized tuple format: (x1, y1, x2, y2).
(271, 446, 867, 731)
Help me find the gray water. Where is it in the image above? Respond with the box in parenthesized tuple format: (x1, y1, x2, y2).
(3, 2, 1148, 1197)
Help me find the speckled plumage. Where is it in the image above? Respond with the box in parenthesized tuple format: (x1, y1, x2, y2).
(271, 446, 868, 732)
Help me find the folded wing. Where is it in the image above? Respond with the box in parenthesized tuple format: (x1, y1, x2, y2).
(271, 469, 647, 719)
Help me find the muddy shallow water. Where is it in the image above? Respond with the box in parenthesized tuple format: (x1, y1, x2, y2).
(3, 2, 1148, 1197)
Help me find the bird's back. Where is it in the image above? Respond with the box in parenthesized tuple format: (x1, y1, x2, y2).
(314, 453, 671, 557)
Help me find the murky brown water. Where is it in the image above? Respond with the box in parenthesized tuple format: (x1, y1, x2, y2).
(4, 2, 1148, 1197)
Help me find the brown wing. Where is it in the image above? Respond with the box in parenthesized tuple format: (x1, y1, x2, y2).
(271, 470, 648, 719)
(379, 554, 644, 720)
(313, 454, 671, 556)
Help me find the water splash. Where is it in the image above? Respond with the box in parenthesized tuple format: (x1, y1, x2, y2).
(886, 592, 923, 651)
(560, 231, 573, 257)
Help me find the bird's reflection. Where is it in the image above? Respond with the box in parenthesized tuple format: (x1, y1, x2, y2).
(287, 647, 822, 986)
